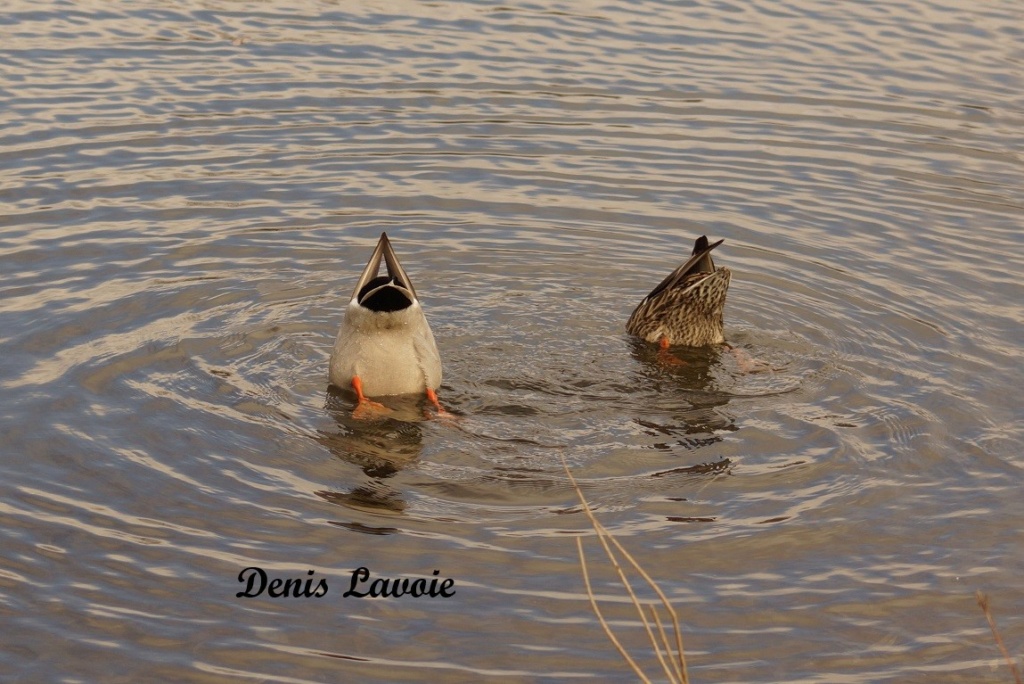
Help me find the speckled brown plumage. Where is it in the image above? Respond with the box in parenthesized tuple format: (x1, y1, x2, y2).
(626, 235, 731, 347)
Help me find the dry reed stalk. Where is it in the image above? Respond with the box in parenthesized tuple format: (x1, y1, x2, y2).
(576, 537, 652, 683)
(976, 591, 1022, 684)
(562, 455, 690, 684)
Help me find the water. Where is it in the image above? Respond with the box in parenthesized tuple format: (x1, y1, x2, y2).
(2, 1, 1022, 682)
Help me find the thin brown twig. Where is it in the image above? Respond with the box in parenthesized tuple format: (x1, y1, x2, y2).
(600, 519, 689, 682)
(577, 537, 651, 683)
(976, 591, 1022, 684)
(650, 603, 685, 684)
(563, 454, 689, 683)
(564, 460, 676, 681)
(573, 474, 688, 683)
(586, 511, 678, 682)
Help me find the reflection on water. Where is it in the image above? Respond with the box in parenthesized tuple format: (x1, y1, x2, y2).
(628, 338, 739, 455)
(315, 389, 428, 516)
(2, 0, 1022, 682)
(321, 388, 429, 475)
(320, 483, 408, 522)
(629, 338, 730, 389)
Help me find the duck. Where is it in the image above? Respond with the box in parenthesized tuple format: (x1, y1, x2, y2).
(626, 235, 731, 348)
(329, 233, 443, 413)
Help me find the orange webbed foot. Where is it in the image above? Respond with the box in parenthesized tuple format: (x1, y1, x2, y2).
(657, 336, 687, 366)
(353, 400, 391, 419)
(725, 344, 773, 374)
(351, 376, 391, 419)
(424, 387, 451, 418)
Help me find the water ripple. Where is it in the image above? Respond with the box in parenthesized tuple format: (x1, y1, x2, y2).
(2, 1, 1022, 682)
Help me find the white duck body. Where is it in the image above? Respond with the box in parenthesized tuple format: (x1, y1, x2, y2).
(328, 233, 442, 397)
(329, 297, 441, 396)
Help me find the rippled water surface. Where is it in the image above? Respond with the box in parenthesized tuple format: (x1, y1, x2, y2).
(2, 1, 1022, 681)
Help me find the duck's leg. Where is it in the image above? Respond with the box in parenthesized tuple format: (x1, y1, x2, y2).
(657, 336, 687, 366)
(425, 387, 450, 417)
(351, 376, 389, 418)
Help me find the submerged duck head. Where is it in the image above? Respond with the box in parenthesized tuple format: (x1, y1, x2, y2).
(626, 235, 731, 347)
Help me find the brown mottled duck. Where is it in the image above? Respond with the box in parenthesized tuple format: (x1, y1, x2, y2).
(626, 235, 731, 348)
